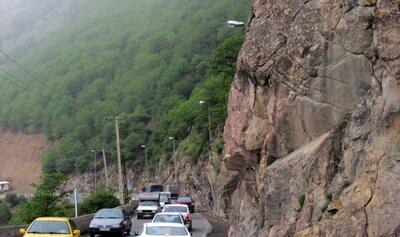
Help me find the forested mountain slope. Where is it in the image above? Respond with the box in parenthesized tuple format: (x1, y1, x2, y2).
(0, 0, 251, 174)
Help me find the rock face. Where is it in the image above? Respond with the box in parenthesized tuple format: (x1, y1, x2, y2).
(219, 0, 400, 236)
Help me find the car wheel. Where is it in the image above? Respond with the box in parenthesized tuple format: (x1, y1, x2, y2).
(137, 214, 141, 219)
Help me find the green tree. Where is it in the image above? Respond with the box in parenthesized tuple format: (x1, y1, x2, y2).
(16, 173, 70, 223)
(0, 201, 11, 225)
(79, 188, 120, 215)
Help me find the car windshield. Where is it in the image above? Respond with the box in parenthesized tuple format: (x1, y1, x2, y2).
(178, 197, 192, 202)
(150, 185, 163, 192)
(28, 220, 70, 234)
(95, 209, 123, 218)
(140, 201, 158, 206)
(146, 226, 188, 235)
(160, 195, 169, 202)
(163, 206, 188, 213)
(153, 215, 182, 224)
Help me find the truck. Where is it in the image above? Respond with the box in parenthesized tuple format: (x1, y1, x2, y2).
(137, 192, 160, 219)
(166, 185, 180, 199)
(145, 183, 164, 192)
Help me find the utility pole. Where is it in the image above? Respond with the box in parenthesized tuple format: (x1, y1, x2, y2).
(169, 137, 177, 185)
(141, 145, 149, 181)
(199, 100, 212, 142)
(102, 147, 109, 188)
(115, 116, 125, 205)
(91, 149, 97, 190)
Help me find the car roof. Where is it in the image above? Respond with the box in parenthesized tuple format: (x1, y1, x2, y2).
(177, 197, 192, 200)
(35, 217, 70, 221)
(155, 212, 183, 216)
(145, 223, 186, 227)
(98, 208, 122, 211)
(164, 204, 188, 207)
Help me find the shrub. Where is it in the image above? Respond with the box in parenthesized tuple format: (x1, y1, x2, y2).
(0, 201, 12, 225)
(180, 132, 206, 159)
(79, 188, 120, 215)
(212, 138, 224, 155)
(298, 194, 306, 208)
(342, 180, 352, 189)
(4, 193, 20, 207)
(321, 193, 332, 212)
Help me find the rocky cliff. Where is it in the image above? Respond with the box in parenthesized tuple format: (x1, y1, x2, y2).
(219, 0, 400, 236)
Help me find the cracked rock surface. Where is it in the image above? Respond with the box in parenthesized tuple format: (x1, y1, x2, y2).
(218, 0, 400, 236)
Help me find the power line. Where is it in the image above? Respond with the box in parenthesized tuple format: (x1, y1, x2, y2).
(0, 68, 35, 92)
(0, 48, 84, 108)
(0, 49, 51, 89)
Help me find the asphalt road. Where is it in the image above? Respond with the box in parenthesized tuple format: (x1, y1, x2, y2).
(84, 213, 212, 237)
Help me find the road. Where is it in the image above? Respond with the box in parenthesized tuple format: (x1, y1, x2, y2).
(84, 213, 212, 237)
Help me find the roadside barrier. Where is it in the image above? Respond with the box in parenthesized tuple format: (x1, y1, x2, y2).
(0, 200, 138, 237)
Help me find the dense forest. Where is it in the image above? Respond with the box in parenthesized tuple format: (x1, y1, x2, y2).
(0, 0, 251, 174)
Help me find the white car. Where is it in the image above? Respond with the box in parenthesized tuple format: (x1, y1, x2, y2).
(138, 223, 190, 237)
(162, 204, 192, 231)
(152, 213, 185, 225)
(137, 200, 159, 219)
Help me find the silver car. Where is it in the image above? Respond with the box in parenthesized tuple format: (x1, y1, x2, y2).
(137, 223, 190, 237)
(152, 213, 185, 225)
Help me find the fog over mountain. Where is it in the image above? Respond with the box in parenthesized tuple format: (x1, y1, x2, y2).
(0, 0, 84, 58)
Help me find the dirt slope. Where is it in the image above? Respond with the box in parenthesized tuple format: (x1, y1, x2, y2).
(0, 131, 48, 194)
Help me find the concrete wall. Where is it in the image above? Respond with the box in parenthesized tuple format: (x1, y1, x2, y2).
(0, 225, 27, 237)
(0, 200, 138, 237)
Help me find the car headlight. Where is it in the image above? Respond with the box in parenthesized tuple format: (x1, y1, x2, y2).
(137, 210, 142, 213)
(89, 223, 98, 228)
(152, 210, 157, 213)
(112, 223, 122, 228)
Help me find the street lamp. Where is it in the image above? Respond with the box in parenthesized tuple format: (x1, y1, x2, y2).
(141, 145, 149, 181)
(169, 137, 177, 185)
(91, 149, 97, 190)
(227, 20, 245, 28)
(199, 100, 212, 142)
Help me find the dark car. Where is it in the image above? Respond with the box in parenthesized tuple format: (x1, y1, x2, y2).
(177, 197, 195, 213)
(89, 208, 131, 237)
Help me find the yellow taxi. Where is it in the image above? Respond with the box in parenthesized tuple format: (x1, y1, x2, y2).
(20, 217, 81, 237)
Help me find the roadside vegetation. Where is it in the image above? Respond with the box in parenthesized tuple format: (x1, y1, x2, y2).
(0, 0, 250, 175)
(5, 174, 119, 224)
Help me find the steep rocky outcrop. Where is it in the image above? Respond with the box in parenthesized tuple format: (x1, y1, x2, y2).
(219, 0, 400, 236)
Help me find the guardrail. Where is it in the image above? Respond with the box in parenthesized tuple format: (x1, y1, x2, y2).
(0, 200, 138, 237)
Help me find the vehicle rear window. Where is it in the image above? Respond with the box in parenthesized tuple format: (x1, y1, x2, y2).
(153, 215, 182, 224)
(28, 220, 70, 234)
(178, 197, 192, 202)
(140, 201, 158, 206)
(146, 226, 188, 235)
(150, 185, 164, 192)
(95, 209, 123, 218)
(163, 206, 188, 213)
(160, 195, 169, 202)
